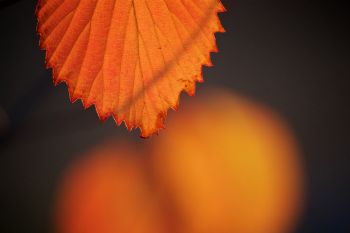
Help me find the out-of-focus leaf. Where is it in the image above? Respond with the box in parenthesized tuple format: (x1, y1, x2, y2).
(150, 89, 304, 233)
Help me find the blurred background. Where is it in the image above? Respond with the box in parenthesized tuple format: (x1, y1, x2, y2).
(0, 0, 349, 232)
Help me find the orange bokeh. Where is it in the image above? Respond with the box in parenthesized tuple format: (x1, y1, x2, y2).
(54, 89, 304, 233)
(54, 143, 167, 233)
(151, 90, 304, 233)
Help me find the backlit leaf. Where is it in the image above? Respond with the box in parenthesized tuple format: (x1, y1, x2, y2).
(36, 0, 225, 137)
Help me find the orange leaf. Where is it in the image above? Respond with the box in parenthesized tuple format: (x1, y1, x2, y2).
(36, 0, 225, 137)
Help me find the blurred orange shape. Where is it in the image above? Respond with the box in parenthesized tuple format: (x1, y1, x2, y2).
(151, 90, 304, 233)
(55, 143, 167, 233)
(36, 0, 225, 137)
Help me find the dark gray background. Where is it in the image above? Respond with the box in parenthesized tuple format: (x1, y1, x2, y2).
(0, 0, 349, 232)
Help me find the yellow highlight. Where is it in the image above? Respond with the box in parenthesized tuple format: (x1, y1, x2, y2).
(151, 90, 304, 233)
(54, 89, 304, 233)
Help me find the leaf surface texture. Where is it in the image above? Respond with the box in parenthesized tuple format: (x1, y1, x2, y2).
(37, 0, 225, 137)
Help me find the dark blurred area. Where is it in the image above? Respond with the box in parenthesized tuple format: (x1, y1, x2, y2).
(0, 0, 349, 232)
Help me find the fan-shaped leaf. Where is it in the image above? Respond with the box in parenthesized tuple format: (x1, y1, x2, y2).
(36, 0, 225, 137)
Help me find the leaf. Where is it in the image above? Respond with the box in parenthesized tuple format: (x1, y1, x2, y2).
(36, 0, 225, 137)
